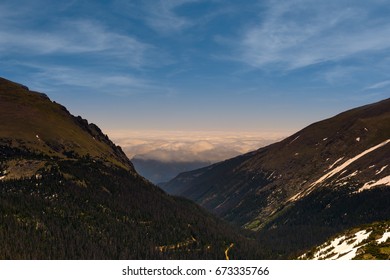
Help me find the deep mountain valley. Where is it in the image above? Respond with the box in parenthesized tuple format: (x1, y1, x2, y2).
(1, 77, 389, 259)
(165, 98, 390, 257)
(0, 77, 264, 259)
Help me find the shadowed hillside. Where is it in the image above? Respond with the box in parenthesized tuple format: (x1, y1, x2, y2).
(0, 77, 265, 259)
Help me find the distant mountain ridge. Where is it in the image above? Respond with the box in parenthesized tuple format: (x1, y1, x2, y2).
(164, 98, 390, 257)
(132, 157, 211, 185)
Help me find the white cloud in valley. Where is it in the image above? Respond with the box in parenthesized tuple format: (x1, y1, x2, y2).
(108, 130, 286, 163)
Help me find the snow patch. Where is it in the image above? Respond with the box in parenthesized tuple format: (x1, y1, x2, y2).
(348, 170, 358, 177)
(364, 128, 368, 132)
(312, 139, 390, 188)
(356, 137, 360, 142)
(267, 171, 275, 180)
(340, 170, 358, 181)
(377, 231, 390, 244)
(36, 135, 39, 139)
(336, 181, 349, 187)
(294, 153, 299, 156)
(0, 175, 6, 180)
(328, 157, 344, 170)
(323, 137, 328, 141)
(369, 165, 375, 169)
(376, 165, 388, 175)
(288, 192, 302, 202)
(289, 135, 300, 144)
(356, 175, 390, 193)
(310, 230, 371, 260)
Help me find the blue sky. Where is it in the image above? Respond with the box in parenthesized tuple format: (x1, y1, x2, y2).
(1, 0, 390, 135)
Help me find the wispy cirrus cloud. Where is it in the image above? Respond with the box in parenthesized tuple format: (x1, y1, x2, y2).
(364, 80, 390, 90)
(121, 0, 227, 35)
(16, 63, 165, 97)
(142, 0, 198, 33)
(0, 20, 152, 68)
(0, 1, 170, 95)
(234, 0, 390, 70)
(320, 66, 360, 85)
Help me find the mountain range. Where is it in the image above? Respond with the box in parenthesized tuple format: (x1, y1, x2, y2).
(0, 77, 263, 259)
(164, 98, 390, 257)
(1, 76, 389, 259)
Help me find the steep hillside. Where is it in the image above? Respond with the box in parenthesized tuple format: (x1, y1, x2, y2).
(0, 77, 132, 172)
(0, 77, 264, 259)
(164, 98, 390, 257)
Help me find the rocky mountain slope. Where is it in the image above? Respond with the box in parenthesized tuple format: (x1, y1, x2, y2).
(164, 98, 390, 257)
(0, 77, 264, 259)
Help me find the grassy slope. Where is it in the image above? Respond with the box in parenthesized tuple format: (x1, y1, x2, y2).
(0, 77, 131, 170)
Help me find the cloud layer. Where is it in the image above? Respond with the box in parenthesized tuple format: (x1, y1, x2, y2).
(108, 130, 285, 162)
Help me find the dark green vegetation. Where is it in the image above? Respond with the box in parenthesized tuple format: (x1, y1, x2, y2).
(165, 98, 390, 258)
(355, 222, 390, 260)
(0, 77, 265, 259)
(0, 153, 263, 259)
(301, 221, 390, 260)
(258, 187, 390, 258)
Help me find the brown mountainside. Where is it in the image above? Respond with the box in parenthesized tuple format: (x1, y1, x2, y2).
(0, 77, 133, 172)
(164, 98, 390, 238)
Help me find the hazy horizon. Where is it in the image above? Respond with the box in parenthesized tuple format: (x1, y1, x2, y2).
(108, 129, 286, 163)
(1, 0, 390, 136)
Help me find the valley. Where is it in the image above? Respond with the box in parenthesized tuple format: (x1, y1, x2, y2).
(1, 76, 389, 259)
(164, 98, 390, 257)
(0, 77, 265, 259)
